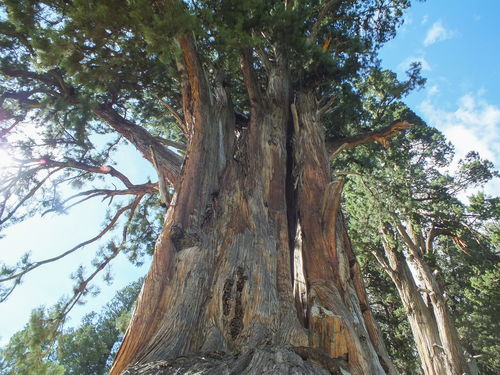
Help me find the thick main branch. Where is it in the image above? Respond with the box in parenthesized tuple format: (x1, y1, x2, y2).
(327, 120, 413, 158)
(94, 105, 182, 185)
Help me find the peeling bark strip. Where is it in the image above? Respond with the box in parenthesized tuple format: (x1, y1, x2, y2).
(110, 40, 395, 375)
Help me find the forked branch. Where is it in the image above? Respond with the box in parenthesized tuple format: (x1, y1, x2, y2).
(32, 157, 135, 188)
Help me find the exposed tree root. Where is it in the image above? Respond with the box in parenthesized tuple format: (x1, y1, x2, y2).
(122, 347, 349, 375)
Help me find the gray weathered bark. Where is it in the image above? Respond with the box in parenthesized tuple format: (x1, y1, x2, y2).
(375, 225, 476, 375)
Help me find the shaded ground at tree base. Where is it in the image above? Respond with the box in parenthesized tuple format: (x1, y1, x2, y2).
(122, 346, 349, 375)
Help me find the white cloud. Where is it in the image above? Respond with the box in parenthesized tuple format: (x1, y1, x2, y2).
(398, 56, 431, 72)
(420, 94, 500, 195)
(428, 85, 439, 96)
(421, 15, 429, 25)
(423, 21, 455, 46)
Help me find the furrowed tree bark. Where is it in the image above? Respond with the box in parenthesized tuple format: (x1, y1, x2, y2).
(292, 92, 396, 375)
(110, 41, 396, 375)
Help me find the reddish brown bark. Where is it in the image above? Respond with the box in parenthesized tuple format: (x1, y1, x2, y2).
(110, 41, 396, 375)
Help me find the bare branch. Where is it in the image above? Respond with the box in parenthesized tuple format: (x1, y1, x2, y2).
(0, 198, 140, 284)
(65, 183, 156, 205)
(327, 120, 414, 158)
(39, 183, 157, 216)
(33, 157, 135, 188)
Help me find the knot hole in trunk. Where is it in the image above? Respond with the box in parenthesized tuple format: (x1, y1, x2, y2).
(221, 267, 247, 340)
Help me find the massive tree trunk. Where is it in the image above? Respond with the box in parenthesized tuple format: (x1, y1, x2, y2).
(375, 226, 476, 375)
(109, 38, 395, 375)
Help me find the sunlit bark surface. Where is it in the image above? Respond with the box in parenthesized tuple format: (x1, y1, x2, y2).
(110, 37, 395, 375)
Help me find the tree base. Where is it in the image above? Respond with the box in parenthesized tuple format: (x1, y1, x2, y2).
(121, 346, 349, 375)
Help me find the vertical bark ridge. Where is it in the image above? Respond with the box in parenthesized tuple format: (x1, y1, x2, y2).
(293, 91, 395, 374)
(410, 253, 471, 375)
(340, 218, 396, 374)
(110, 33, 233, 374)
(112, 49, 395, 375)
(379, 225, 474, 375)
(385, 249, 449, 375)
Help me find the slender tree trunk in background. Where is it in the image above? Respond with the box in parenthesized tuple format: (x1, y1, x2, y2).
(109, 39, 395, 375)
(378, 229, 476, 375)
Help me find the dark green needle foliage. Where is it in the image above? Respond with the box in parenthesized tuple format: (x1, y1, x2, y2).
(333, 70, 499, 372)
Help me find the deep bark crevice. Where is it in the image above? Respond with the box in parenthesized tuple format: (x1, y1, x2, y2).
(228, 267, 247, 339)
(110, 44, 396, 375)
(285, 101, 299, 292)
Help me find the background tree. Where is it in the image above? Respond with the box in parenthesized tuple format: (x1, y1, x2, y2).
(0, 279, 142, 375)
(333, 70, 498, 374)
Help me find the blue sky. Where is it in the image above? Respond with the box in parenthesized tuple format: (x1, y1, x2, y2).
(1, 0, 499, 345)
(380, 0, 500, 197)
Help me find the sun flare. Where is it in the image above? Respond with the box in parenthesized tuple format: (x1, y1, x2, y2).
(0, 147, 14, 169)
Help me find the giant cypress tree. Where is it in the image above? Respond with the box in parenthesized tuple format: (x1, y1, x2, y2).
(0, 1, 419, 374)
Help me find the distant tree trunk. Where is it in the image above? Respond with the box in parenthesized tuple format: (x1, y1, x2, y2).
(376, 226, 476, 375)
(109, 38, 395, 375)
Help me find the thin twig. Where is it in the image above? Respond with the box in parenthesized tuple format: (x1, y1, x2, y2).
(0, 199, 139, 283)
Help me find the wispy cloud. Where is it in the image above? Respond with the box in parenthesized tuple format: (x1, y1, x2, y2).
(398, 56, 431, 72)
(423, 21, 455, 46)
(421, 15, 429, 25)
(427, 85, 439, 96)
(420, 94, 500, 195)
